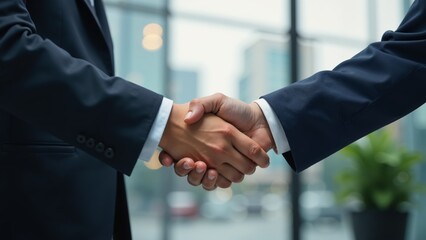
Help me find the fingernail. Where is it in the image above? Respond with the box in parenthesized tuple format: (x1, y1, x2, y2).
(196, 165, 204, 173)
(183, 162, 191, 170)
(184, 111, 192, 120)
(208, 173, 216, 180)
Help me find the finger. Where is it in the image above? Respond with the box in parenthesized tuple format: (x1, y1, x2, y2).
(174, 158, 195, 177)
(187, 161, 208, 186)
(203, 185, 217, 191)
(231, 129, 270, 168)
(158, 151, 174, 167)
(225, 148, 258, 175)
(216, 175, 232, 188)
(201, 169, 218, 191)
(217, 163, 245, 183)
(185, 93, 226, 125)
(184, 103, 204, 125)
(216, 126, 262, 174)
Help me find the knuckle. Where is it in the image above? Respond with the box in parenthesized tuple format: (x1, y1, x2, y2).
(249, 144, 261, 157)
(189, 98, 201, 105)
(213, 92, 226, 100)
(210, 144, 227, 156)
(221, 125, 234, 137)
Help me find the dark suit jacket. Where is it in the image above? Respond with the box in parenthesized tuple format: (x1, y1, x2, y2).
(0, 0, 163, 239)
(263, 0, 426, 172)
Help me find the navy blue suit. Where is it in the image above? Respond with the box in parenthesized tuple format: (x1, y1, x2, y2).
(263, 0, 426, 172)
(0, 0, 163, 239)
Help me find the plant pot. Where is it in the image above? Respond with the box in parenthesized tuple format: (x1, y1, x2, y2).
(350, 209, 409, 240)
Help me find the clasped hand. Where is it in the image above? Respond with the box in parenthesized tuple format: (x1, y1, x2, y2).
(159, 93, 275, 190)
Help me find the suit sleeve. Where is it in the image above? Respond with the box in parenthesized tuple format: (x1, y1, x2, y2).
(262, 0, 426, 172)
(0, 1, 163, 175)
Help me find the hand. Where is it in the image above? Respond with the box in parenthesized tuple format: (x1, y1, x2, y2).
(160, 152, 219, 190)
(160, 94, 274, 189)
(159, 102, 270, 188)
(185, 93, 275, 151)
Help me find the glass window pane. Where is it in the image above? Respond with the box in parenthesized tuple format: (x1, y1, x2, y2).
(104, 1, 416, 240)
(171, 0, 287, 30)
(298, 1, 409, 240)
(106, 0, 166, 9)
(171, 19, 267, 98)
(376, 0, 403, 39)
(107, 8, 166, 93)
(106, 6, 167, 240)
(299, 0, 368, 41)
(169, 11, 292, 240)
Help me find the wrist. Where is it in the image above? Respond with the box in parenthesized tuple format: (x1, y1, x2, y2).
(159, 103, 188, 150)
(250, 102, 276, 151)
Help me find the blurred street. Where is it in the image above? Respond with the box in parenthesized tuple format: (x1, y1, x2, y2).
(131, 215, 352, 240)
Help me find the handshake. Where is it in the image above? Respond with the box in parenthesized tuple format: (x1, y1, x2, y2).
(158, 93, 275, 191)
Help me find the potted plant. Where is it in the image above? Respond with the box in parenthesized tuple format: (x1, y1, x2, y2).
(335, 129, 423, 240)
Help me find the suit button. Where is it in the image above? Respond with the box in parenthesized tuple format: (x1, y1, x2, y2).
(77, 134, 86, 144)
(95, 142, 105, 153)
(86, 138, 95, 148)
(104, 147, 115, 159)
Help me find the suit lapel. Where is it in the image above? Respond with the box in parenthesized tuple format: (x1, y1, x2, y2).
(82, 0, 102, 31)
(94, 0, 114, 66)
(80, 0, 114, 71)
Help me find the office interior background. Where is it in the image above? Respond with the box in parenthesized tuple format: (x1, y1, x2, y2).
(104, 0, 423, 239)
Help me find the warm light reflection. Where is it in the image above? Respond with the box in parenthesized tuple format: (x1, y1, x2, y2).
(143, 150, 162, 170)
(143, 23, 163, 37)
(142, 23, 163, 51)
(214, 188, 233, 202)
(142, 35, 163, 51)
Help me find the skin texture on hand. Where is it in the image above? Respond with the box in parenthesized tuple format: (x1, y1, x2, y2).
(185, 93, 275, 151)
(159, 152, 219, 189)
(160, 94, 275, 190)
(159, 103, 270, 188)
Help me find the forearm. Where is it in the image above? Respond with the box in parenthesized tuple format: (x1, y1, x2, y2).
(0, 0, 163, 174)
(264, 11, 426, 172)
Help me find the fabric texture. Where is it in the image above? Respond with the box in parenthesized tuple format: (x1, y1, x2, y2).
(0, 0, 164, 239)
(263, 0, 426, 172)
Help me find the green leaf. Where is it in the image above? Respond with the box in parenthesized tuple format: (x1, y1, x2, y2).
(372, 190, 394, 209)
(334, 128, 425, 210)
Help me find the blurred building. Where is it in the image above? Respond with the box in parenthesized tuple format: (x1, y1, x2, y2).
(103, 0, 415, 239)
(402, 106, 426, 240)
(170, 69, 199, 103)
(237, 38, 343, 226)
(106, 8, 166, 94)
(238, 38, 314, 172)
(239, 38, 314, 103)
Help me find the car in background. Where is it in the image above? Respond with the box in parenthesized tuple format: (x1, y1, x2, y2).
(200, 190, 248, 221)
(167, 191, 198, 219)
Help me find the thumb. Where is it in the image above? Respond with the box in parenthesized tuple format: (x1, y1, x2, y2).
(184, 101, 205, 125)
(158, 150, 174, 167)
(184, 93, 226, 125)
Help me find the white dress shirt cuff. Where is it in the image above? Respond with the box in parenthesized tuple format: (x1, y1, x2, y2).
(254, 99, 290, 154)
(138, 97, 173, 161)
